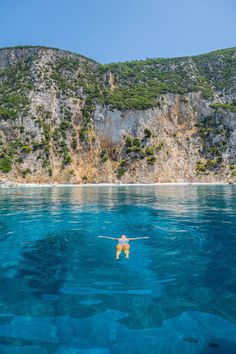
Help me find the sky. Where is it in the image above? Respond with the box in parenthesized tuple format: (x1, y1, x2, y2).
(0, 0, 235, 63)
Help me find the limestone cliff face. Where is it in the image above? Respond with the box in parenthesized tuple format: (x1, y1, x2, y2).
(0, 46, 236, 183)
(93, 92, 236, 183)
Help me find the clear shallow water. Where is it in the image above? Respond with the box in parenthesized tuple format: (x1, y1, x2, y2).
(0, 185, 236, 354)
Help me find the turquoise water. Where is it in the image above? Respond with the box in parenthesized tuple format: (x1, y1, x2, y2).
(0, 185, 236, 354)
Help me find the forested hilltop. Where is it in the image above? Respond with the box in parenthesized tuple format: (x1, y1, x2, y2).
(0, 46, 236, 183)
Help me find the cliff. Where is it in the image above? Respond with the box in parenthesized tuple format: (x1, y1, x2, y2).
(0, 45, 236, 183)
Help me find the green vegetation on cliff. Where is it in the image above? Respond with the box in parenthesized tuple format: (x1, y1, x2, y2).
(97, 47, 236, 109)
(0, 45, 236, 181)
(0, 154, 13, 173)
(0, 46, 235, 116)
(51, 46, 235, 110)
(1, 45, 235, 114)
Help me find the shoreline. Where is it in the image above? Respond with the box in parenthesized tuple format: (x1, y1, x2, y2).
(0, 181, 235, 188)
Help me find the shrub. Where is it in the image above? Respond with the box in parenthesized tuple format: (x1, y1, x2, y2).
(125, 136, 133, 147)
(127, 146, 142, 153)
(196, 161, 206, 173)
(0, 107, 17, 119)
(147, 156, 156, 165)
(84, 111, 90, 120)
(79, 127, 89, 142)
(43, 124, 50, 143)
(0, 155, 13, 173)
(61, 130, 66, 139)
(156, 143, 164, 150)
(60, 120, 72, 131)
(64, 109, 72, 121)
(133, 138, 141, 147)
(119, 159, 126, 167)
(207, 159, 218, 168)
(207, 146, 220, 155)
(62, 154, 72, 166)
(216, 156, 223, 164)
(71, 138, 78, 150)
(21, 145, 32, 153)
(145, 147, 154, 156)
(144, 128, 152, 137)
(100, 149, 109, 162)
(210, 103, 236, 113)
(117, 167, 126, 178)
(207, 157, 222, 167)
(22, 168, 32, 177)
(15, 157, 23, 164)
(42, 159, 50, 168)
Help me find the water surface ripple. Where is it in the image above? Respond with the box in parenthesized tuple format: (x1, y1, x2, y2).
(0, 185, 236, 353)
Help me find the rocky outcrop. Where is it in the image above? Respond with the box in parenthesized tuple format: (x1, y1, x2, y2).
(0, 46, 236, 183)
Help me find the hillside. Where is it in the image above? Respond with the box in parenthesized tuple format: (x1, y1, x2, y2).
(0, 45, 236, 183)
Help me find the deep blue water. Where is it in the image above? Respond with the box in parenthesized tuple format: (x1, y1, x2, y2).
(0, 185, 236, 354)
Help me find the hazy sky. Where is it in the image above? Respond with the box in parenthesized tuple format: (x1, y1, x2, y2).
(0, 0, 235, 63)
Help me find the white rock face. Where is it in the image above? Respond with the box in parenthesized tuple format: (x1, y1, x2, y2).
(0, 47, 236, 183)
(93, 93, 206, 143)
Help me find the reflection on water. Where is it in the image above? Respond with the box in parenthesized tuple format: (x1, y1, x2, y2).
(0, 185, 236, 353)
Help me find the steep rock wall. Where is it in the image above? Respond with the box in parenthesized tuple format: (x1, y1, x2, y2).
(0, 46, 236, 183)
